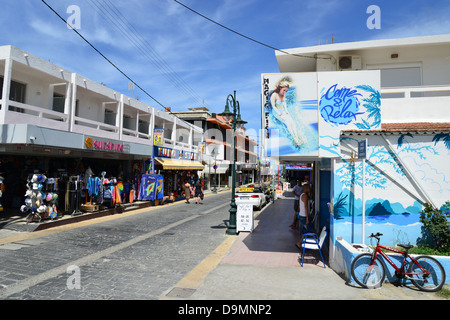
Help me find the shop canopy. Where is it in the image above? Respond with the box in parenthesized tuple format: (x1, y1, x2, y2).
(155, 158, 204, 170)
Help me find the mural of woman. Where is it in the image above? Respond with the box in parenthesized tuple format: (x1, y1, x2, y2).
(270, 80, 306, 148)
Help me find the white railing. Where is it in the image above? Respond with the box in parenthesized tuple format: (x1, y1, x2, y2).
(2, 99, 196, 150)
(5, 100, 69, 131)
(381, 85, 450, 99)
(380, 85, 450, 123)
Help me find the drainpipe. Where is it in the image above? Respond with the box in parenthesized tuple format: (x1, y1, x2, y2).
(381, 133, 437, 209)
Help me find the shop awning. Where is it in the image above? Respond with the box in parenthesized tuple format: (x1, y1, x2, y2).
(155, 158, 205, 170)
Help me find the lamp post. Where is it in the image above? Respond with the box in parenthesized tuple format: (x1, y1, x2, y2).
(211, 148, 217, 193)
(220, 91, 247, 235)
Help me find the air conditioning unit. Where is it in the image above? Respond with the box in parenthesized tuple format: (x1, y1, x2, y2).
(338, 55, 362, 70)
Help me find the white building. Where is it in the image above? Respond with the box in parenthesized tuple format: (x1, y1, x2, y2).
(263, 34, 450, 274)
(0, 45, 203, 210)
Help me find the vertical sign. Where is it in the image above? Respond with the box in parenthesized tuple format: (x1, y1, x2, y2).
(153, 128, 164, 146)
(358, 139, 367, 159)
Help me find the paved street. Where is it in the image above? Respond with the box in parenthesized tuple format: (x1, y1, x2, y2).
(0, 192, 232, 300)
(0, 189, 447, 304)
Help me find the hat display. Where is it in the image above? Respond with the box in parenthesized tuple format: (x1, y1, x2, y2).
(23, 172, 58, 222)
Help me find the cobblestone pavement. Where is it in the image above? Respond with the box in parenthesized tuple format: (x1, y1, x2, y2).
(0, 192, 232, 300)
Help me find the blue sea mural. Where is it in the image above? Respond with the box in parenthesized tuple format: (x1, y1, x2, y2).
(333, 133, 450, 246)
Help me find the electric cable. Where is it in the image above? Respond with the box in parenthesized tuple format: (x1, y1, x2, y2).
(173, 0, 330, 60)
(41, 0, 167, 109)
(89, 0, 209, 109)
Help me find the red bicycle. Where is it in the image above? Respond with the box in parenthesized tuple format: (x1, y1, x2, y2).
(351, 233, 446, 292)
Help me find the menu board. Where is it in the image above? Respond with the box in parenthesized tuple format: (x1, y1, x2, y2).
(236, 204, 254, 233)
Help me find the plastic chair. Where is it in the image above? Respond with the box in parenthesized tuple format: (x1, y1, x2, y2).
(300, 226, 327, 268)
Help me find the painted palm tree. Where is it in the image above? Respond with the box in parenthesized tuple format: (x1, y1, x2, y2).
(354, 85, 381, 130)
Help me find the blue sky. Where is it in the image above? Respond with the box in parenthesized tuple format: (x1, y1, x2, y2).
(1, 0, 450, 139)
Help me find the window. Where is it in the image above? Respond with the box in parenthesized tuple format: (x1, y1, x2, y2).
(104, 109, 116, 125)
(0, 76, 26, 103)
(380, 67, 422, 88)
(367, 64, 422, 88)
(53, 92, 65, 113)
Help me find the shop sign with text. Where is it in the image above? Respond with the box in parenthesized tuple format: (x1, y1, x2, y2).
(85, 137, 126, 152)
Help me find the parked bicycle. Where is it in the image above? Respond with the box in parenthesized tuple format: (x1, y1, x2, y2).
(351, 232, 446, 292)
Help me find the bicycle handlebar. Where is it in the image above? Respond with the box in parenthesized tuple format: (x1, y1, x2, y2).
(369, 232, 383, 239)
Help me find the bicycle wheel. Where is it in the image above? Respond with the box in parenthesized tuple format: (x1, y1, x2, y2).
(408, 255, 446, 292)
(351, 253, 386, 289)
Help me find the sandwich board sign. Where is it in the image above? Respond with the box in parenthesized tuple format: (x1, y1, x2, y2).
(237, 204, 253, 233)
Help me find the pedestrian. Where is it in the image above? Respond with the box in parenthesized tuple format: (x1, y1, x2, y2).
(289, 180, 302, 229)
(296, 184, 311, 248)
(194, 181, 203, 204)
(184, 180, 192, 204)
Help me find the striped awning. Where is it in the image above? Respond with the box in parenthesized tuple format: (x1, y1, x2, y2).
(155, 158, 204, 170)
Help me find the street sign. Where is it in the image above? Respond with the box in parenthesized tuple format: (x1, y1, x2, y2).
(213, 164, 218, 170)
(237, 204, 253, 233)
(358, 139, 367, 159)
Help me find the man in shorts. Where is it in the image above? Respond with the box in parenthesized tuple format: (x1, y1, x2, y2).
(289, 180, 302, 229)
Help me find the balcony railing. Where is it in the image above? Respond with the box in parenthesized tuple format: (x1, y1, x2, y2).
(380, 85, 450, 123)
(2, 98, 198, 153)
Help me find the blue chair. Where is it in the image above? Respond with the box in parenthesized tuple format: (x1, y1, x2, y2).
(300, 226, 327, 268)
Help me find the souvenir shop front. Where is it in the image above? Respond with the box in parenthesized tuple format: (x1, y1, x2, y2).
(153, 145, 204, 199)
(0, 125, 154, 222)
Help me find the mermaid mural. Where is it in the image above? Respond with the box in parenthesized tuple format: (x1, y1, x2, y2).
(264, 75, 319, 156)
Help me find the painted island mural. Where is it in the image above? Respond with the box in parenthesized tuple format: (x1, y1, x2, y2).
(262, 71, 450, 246)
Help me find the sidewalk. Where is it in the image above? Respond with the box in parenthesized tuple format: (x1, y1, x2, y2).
(176, 192, 447, 300)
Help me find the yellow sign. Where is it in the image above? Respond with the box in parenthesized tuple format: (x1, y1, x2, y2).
(238, 187, 254, 193)
(85, 137, 93, 148)
(153, 128, 164, 146)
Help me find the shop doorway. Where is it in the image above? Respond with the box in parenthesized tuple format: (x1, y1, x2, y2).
(283, 160, 332, 251)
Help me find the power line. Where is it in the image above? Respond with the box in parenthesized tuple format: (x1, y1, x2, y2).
(89, 0, 209, 109)
(173, 0, 329, 60)
(40, 0, 167, 109)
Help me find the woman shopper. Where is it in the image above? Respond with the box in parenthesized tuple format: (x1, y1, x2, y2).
(184, 180, 192, 204)
(194, 181, 203, 204)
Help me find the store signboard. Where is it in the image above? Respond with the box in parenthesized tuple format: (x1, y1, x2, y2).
(84, 136, 127, 153)
(153, 146, 199, 161)
(236, 204, 253, 233)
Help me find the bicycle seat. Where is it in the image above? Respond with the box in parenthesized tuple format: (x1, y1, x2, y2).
(398, 244, 413, 250)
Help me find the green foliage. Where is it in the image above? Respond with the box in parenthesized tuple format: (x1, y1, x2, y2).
(419, 202, 450, 252)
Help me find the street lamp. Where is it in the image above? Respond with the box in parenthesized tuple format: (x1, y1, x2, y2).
(211, 148, 217, 193)
(220, 91, 247, 235)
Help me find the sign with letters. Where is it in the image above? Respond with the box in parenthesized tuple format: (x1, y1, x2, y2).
(358, 139, 367, 159)
(261, 71, 380, 158)
(237, 204, 253, 233)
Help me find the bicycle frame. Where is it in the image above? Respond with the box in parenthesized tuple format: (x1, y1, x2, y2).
(372, 243, 431, 279)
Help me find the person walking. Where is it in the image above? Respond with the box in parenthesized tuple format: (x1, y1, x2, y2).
(184, 180, 192, 204)
(194, 181, 203, 204)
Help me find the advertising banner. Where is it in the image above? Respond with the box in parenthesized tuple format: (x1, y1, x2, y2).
(261, 70, 381, 159)
(153, 128, 164, 146)
(139, 174, 158, 200)
(318, 70, 381, 158)
(262, 73, 319, 157)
